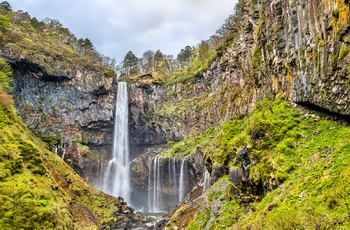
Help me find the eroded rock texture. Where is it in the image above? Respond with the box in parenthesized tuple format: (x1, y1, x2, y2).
(129, 0, 350, 146)
(11, 59, 115, 145)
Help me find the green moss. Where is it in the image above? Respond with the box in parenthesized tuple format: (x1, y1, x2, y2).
(172, 99, 350, 229)
(208, 191, 223, 202)
(252, 47, 261, 65)
(332, 9, 339, 19)
(339, 47, 350, 59)
(0, 77, 119, 229)
(160, 126, 218, 159)
(187, 207, 211, 230)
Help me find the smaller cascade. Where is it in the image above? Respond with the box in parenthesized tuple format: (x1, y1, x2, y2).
(178, 156, 188, 202)
(171, 158, 178, 202)
(54, 144, 66, 160)
(147, 158, 152, 211)
(203, 169, 211, 192)
(61, 144, 66, 160)
(147, 155, 192, 212)
(148, 156, 163, 213)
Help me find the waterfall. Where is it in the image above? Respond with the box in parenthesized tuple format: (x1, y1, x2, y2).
(147, 158, 152, 211)
(147, 155, 190, 212)
(178, 156, 188, 202)
(55, 144, 66, 160)
(61, 147, 66, 160)
(102, 82, 130, 203)
(61, 144, 66, 160)
(203, 169, 211, 192)
(148, 156, 163, 213)
(171, 158, 178, 202)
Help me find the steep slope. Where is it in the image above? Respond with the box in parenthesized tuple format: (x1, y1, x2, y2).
(166, 100, 350, 229)
(0, 6, 118, 184)
(0, 59, 144, 229)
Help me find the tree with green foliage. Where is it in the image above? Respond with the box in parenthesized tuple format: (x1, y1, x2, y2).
(141, 50, 155, 72)
(154, 49, 169, 72)
(77, 38, 94, 54)
(30, 17, 45, 29)
(0, 1, 11, 11)
(177, 45, 194, 68)
(43, 17, 63, 28)
(197, 40, 213, 64)
(122, 51, 139, 75)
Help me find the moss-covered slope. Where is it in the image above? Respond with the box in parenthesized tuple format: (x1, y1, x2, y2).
(166, 100, 350, 229)
(0, 60, 120, 229)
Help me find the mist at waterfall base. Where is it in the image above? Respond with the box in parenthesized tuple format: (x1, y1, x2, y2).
(98, 82, 192, 214)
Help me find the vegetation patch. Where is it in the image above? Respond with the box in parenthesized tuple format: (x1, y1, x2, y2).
(0, 57, 120, 229)
(167, 99, 350, 229)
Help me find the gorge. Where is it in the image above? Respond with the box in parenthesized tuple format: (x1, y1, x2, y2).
(0, 0, 350, 228)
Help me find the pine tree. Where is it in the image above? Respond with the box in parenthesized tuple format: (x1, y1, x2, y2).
(122, 51, 139, 75)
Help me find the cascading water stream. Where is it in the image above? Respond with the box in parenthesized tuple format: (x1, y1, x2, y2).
(203, 169, 211, 192)
(171, 158, 178, 202)
(148, 156, 163, 213)
(102, 82, 131, 204)
(178, 156, 188, 202)
(147, 156, 191, 213)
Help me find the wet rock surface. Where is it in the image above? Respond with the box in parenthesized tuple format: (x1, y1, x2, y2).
(100, 197, 169, 230)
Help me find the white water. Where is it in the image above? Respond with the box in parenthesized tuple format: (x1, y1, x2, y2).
(102, 82, 130, 203)
(171, 158, 178, 202)
(148, 156, 190, 212)
(203, 169, 211, 192)
(61, 147, 65, 160)
(178, 156, 188, 202)
(148, 156, 163, 213)
(55, 144, 66, 160)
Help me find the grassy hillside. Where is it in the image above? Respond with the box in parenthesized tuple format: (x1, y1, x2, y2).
(166, 99, 350, 229)
(0, 57, 118, 229)
(0, 5, 115, 77)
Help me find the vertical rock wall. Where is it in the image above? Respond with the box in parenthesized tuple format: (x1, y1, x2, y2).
(128, 0, 350, 148)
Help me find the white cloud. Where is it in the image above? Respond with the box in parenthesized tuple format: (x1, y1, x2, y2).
(8, 0, 237, 62)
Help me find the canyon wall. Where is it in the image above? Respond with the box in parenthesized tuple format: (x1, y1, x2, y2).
(8, 0, 349, 156)
(128, 0, 350, 146)
(4, 0, 349, 207)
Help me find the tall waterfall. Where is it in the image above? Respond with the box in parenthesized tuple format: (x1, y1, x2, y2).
(103, 82, 130, 203)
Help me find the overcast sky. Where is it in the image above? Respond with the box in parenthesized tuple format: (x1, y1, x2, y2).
(8, 0, 237, 63)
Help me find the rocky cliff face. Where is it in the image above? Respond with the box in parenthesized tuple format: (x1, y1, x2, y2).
(8, 58, 116, 184)
(225, 0, 350, 114)
(129, 0, 350, 147)
(10, 59, 116, 145)
(6, 0, 349, 219)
